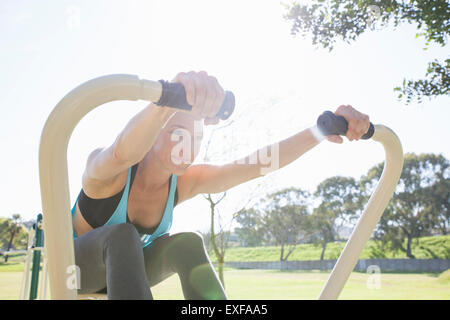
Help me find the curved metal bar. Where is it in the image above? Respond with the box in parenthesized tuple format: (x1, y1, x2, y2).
(40, 74, 403, 299)
(318, 124, 403, 299)
(39, 74, 162, 299)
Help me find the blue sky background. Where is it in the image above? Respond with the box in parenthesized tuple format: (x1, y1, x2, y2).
(0, 0, 449, 233)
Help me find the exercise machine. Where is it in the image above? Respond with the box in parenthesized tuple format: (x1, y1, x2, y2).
(36, 74, 402, 299)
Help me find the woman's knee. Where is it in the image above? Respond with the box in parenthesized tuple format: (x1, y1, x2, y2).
(105, 223, 141, 248)
(174, 232, 205, 249)
(166, 232, 208, 263)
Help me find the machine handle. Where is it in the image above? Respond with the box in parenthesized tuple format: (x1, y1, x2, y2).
(317, 110, 374, 140)
(155, 80, 235, 120)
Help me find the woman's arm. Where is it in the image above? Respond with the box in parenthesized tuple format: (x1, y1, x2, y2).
(85, 103, 176, 182)
(112, 103, 176, 165)
(181, 105, 370, 200)
(181, 126, 319, 197)
(85, 70, 226, 183)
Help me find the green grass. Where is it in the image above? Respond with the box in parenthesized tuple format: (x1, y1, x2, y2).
(142, 269, 450, 300)
(437, 269, 450, 285)
(2, 268, 448, 300)
(208, 235, 450, 262)
(0, 271, 24, 300)
(0, 254, 27, 272)
(1, 235, 448, 299)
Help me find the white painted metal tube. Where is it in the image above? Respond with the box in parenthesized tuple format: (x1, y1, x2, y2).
(19, 228, 35, 300)
(2, 250, 28, 255)
(318, 124, 403, 299)
(39, 249, 49, 300)
(39, 74, 163, 299)
(20, 251, 33, 300)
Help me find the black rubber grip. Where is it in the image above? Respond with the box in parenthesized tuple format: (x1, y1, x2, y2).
(317, 111, 374, 140)
(155, 80, 235, 120)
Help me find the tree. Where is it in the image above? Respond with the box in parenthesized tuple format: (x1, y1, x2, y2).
(199, 118, 234, 288)
(200, 103, 273, 286)
(261, 188, 312, 261)
(201, 117, 263, 287)
(311, 176, 362, 260)
(363, 153, 448, 258)
(420, 155, 450, 235)
(310, 205, 335, 261)
(283, 0, 450, 104)
(234, 208, 265, 247)
(0, 214, 25, 262)
(203, 192, 228, 287)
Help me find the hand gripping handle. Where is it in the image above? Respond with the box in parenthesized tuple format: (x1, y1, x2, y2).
(317, 111, 374, 140)
(155, 80, 235, 120)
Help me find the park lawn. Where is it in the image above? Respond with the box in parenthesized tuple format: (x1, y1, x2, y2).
(209, 235, 450, 262)
(0, 272, 23, 300)
(151, 269, 450, 300)
(2, 266, 448, 300)
(2, 235, 448, 299)
(0, 253, 27, 271)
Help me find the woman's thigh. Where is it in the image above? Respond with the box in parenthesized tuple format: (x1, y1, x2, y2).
(143, 232, 217, 286)
(143, 232, 226, 299)
(143, 233, 178, 287)
(73, 223, 147, 295)
(73, 225, 110, 294)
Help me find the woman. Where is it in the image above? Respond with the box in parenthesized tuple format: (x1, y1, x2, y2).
(71, 70, 371, 300)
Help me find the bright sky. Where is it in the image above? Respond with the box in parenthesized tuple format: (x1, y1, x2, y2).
(1, 0, 449, 234)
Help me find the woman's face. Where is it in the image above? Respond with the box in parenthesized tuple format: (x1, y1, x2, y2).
(152, 113, 204, 175)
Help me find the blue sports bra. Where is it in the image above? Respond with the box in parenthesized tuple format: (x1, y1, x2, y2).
(71, 166, 178, 248)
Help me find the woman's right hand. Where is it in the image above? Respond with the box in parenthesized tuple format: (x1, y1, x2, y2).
(171, 71, 225, 125)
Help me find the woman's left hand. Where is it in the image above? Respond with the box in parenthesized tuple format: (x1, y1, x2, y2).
(326, 105, 371, 144)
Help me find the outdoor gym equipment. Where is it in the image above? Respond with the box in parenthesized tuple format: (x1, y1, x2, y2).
(36, 74, 403, 299)
(315, 111, 403, 299)
(38, 74, 234, 299)
(5, 214, 48, 299)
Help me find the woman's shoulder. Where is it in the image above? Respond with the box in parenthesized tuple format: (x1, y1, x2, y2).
(81, 164, 134, 199)
(171, 170, 197, 206)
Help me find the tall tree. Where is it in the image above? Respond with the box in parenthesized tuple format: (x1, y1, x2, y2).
(311, 176, 361, 260)
(204, 193, 228, 287)
(363, 153, 448, 258)
(0, 214, 24, 262)
(200, 118, 235, 288)
(310, 205, 336, 261)
(283, 0, 450, 104)
(200, 102, 273, 286)
(420, 155, 450, 235)
(234, 208, 265, 247)
(261, 188, 312, 261)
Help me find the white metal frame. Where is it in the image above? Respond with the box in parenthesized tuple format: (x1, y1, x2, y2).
(19, 227, 35, 300)
(14, 226, 49, 300)
(318, 125, 403, 299)
(39, 75, 162, 299)
(38, 74, 403, 300)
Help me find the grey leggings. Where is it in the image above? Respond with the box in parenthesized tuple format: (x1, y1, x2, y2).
(73, 223, 227, 300)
